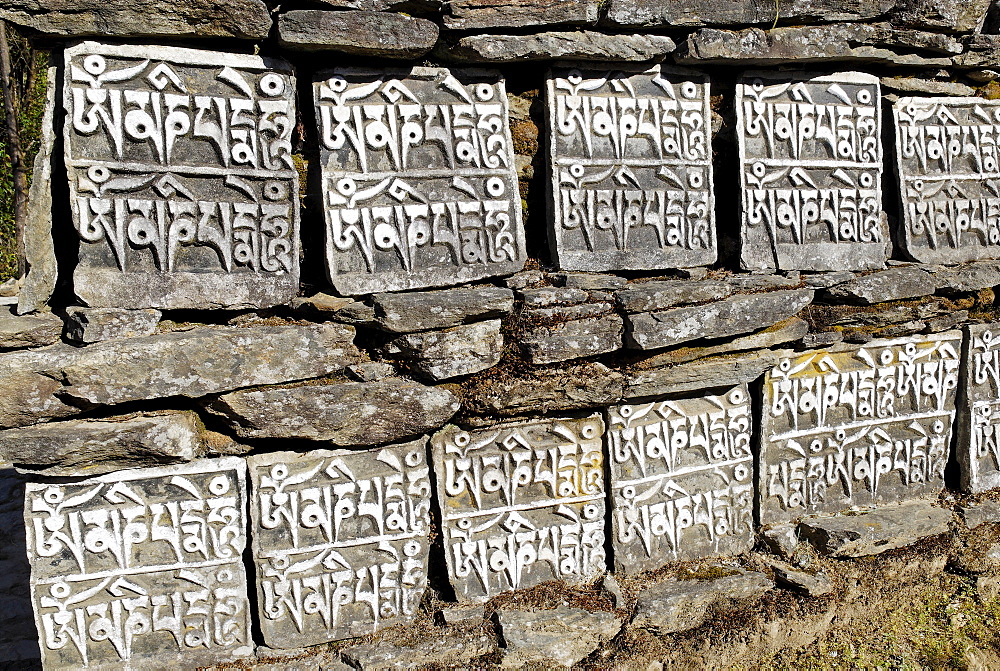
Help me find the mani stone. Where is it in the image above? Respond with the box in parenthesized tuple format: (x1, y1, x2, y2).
(24, 458, 252, 669)
(823, 266, 936, 303)
(443, 0, 599, 30)
(431, 415, 607, 602)
(436, 31, 676, 63)
(64, 42, 299, 310)
(207, 377, 459, 445)
(278, 10, 439, 58)
(248, 440, 432, 647)
(64, 306, 161, 343)
(736, 72, 888, 272)
(893, 97, 1000, 265)
(957, 323, 1000, 492)
(315, 66, 525, 295)
(0, 307, 62, 349)
(546, 65, 715, 272)
(623, 288, 813, 350)
(383, 320, 504, 380)
(372, 286, 513, 332)
(798, 501, 952, 557)
(496, 607, 622, 668)
(759, 333, 962, 526)
(607, 386, 754, 573)
(520, 314, 623, 364)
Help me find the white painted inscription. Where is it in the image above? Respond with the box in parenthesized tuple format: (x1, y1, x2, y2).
(957, 323, 1000, 492)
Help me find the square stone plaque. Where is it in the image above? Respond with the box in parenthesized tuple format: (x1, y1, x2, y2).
(64, 42, 299, 310)
(545, 64, 715, 272)
(247, 439, 432, 647)
(760, 333, 961, 525)
(957, 323, 1000, 493)
(894, 97, 1000, 264)
(24, 458, 251, 669)
(607, 385, 753, 574)
(736, 71, 887, 272)
(431, 416, 606, 602)
(314, 66, 526, 295)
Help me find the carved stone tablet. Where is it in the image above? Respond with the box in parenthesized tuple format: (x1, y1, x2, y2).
(315, 66, 526, 295)
(431, 416, 606, 602)
(894, 97, 1000, 264)
(247, 439, 432, 647)
(546, 65, 715, 271)
(736, 72, 887, 272)
(760, 334, 961, 525)
(607, 386, 753, 574)
(957, 323, 1000, 493)
(24, 458, 251, 669)
(64, 42, 299, 310)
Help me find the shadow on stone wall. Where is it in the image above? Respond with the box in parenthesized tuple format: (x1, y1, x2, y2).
(0, 469, 40, 668)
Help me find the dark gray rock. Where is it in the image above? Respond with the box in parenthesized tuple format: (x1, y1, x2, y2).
(528, 303, 613, 321)
(804, 271, 857, 288)
(384, 320, 504, 380)
(497, 607, 622, 668)
(624, 289, 814, 350)
(520, 314, 623, 364)
(892, 0, 992, 33)
(824, 267, 937, 303)
(959, 499, 1000, 528)
(465, 361, 625, 417)
(603, 0, 894, 28)
(801, 331, 844, 348)
(799, 502, 952, 557)
(925, 311, 968, 333)
(931, 261, 1000, 293)
(625, 349, 787, 398)
(954, 34, 1000, 67)
(769, 561, 833, 596)
(345, 361, 397, 382)
(341, 630, 495, 670)
(64, 306, 160, 343)
(762, 524, 800, 559)
(0, 307, 62, 350)
(726, 274, 803, 292)
(0, 346, 82, 428)
(552, 273, 628, 290)
(279, 10, 439, 58)
(520, 286, 589, 307)
(503, 270, 545, 290)
(373, 286, 513, 332)
(632, 570, 773, 633)
(208, 377, 459, 445)
(437, 31, 676, 62)
(443, 0, 598, 29)
(637, 316, 808, 366)
(615, 280, 732, 313)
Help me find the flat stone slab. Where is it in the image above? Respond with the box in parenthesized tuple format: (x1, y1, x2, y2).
(24, 458, 252, 669)
(497, 606, 622, 668)
(642, 316, 808, 366)
(736, 71, 888, 272)
(64, 43, 299, 309)
(248, 440, 432, 646)
(431, 416, 606, 601)
(341, 629, 495, 669)
(798, 501, 952, 557)
(444, 0, 598, 30)
(608, 386, 754, 573)
(466, 361, 625, 417)
(64, 307, 160, 343)
(603, 0, 894, 28)
(615, 280, 731, 313)
(959, 499, 1000, 528)
(931, 260, 1000, 294)
(824, 267, 937, 304)
(625, 348, 787, 399)
(372, 286, 513, 332)
(632, 569, 772, 633)
(546, 64, 715, 272)
(957, 323, 1000, 492)
(0, 307, 62, 349)
(384, 320, 504, 380)
(760, 333, 961, 525)
(520, 313, 623, 364)
(437, 31, 676, 63)
(278, 10, 438, 58)
(315, 66, 525, 295)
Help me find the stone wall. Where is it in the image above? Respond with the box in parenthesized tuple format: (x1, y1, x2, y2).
(5, 0, 1000, 667)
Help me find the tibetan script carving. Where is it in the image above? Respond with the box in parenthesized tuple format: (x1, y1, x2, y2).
(546, 65, 715, 272)
(431, 416, 606, 602)
(315, 66, 526, 295)
(894, 97, 1000, 264)
(607, 386, 753, 574)
(24, 458, 251, 669)
(247, 439, 432, 647)
(760, 334, 961, 525)
(64, 42, 299, 310)
(957, 323, 1000, 493)
(736, 72, 887, 272)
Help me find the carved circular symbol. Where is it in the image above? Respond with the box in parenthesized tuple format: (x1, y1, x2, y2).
(43, 487, 63, 504)
(859, 172, 874, 188)
(681, 82, 698, 99)
(209, 476, 230, 496)
(752, 162, 766, 178)
(336, 177, 357, 197)
(751, 78, 764, 92)
(933, 420, 945, 434)
(271, 464, 289, 480)
(475, 83, 494, 101)
(83, 55, 106, 76)
(264, 180, 289, 202)
(216, 568, 234, 582)
(454, 432, 471, 447)
(567, 70, 583, 85)
(688, 170, 704, 188)
(486, 177, 505, 197)
(50, 582, 71, 598)
(405, 450, 423, 467)
(374, 222, 399, 249)
(856, 89, 873, 105)
(622, 486, 636, 499)
(728, 388, 745, 405)
(259, 73, 285, 97)
(879, 349, 894, 365)
(404, 540, 422, 557)
(734, 463, 750, 481)
(327, 76, 348, 93)
(88, 165, 111, 183)
(569, 164, 585, 179)
(457, 518, 472, 529)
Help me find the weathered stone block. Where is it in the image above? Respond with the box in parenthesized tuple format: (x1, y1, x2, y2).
(341, 629, 496, 669)
(959, 499, 1000, 528)
(25, 458, 252, 668)
(248, 440, 431, 646)
(0, 307, 62, 349)
(798, 501, 952, 557)
(436, 31, 676, 63)
(520, 314, 623, 364)
(957, 323, 1000, 492)
(315, 66, 525, 295)
(278, 10, 439, 58)
(760, 333, 961, 525)
(465, 361, 625, 417)
(519, 286, 588, 306)
(64, 306, 160, 343)
(546, 64, 715, 272)
(384, 320, 504, 380)
(931, 260, 1000, 293)
(443, 0, 599, 30)
(632, 569, 772, 633)
(736, 72, 888, 272)
(625, 349, 787, 399)
(64, 43, 299, 309)
(602, 0, 895, 28)
(641, 316, 809, 366)
(615, 280, 732, 313)
(497, 606, 622, 668)
(431, 416, 606, 601)
(372, 286, 513, 332)
(824, 266, 936, 303)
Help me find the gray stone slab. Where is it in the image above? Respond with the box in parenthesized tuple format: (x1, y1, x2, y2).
(248, 440, 431, 647)
(341, 629, 495, 669)
(760, 333, 962, 525)
(316, 67, 525, 295)
(546, 65, 715, 272)
(639, 316, 809, 366)
(519, 286, 588, 306)
(383, 320, 504, 380)
(798, 501, 952, 557)
(957, 323, 1000, 492)
(608, 386, 754, 573)
(64, 43, 299, 309)
(372, 286, 513, 332)
(25, 458, 252, 669)
(631, 569, 772, 633)
(893, 97, 1000, 264)
(881, 78, 975, 96)
(0, 307, 62, 350)
(64, 307, 160, 343)
(931, 260, 1000, 293)
(436, 31, 676, 63)
(602, 0, 895, 28)
(278, 10, 439, 58)
(431, 416, 606, 601)
(736, 72, 888, 272)
(520, 313, 623, 364)
(625, 349, 787, 399)
(959, 499, 1000, 528)
(615, 280, 731, 313)
(465, 361, 625, 417)
(823, 267, 936, 303)
(443, 0, 599, 30)
(497, 606, 622, 668)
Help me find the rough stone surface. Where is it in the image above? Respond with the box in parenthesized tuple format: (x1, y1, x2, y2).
(248, 441, 431, 646)
(608, 386, 754, 573)
(384, 320, 504, 380)
(439, 603, 486, 624)
(769, 561, 833, 596)
(546, 64, 715, 272)
(341, 630, 495, 670)
(437, 31, 676, 63)
(345, 361, 396, 382)
(208, 377, 458, 445)
(431, 416, 606, 601)
(931, 261, 1000, 293)
(892, 0, 992, 33)
(824, 267, 937, 303)
(520, 286, 588, 307)
(0, 411, 202, 476)
(465, 361, 625, 417)
(0, 307, 62, 349)
(497, 607, 622, 668)
(603, 0, 895, 28)
(958, 323, 1000, 492)
(0, 0, 272, 38)
(881, 78, 975, 96)
(632, 570, 773, 634)
(520, 314, 623, 364)
(726, 273, 803, 291)
(639, 317, 809, 366)
(762, 524, 801, 559)
(24, 459, 252, 668)
(64, 43, 299, 309)
(625, 349, 787, 399)
(804, 271, 857, 288)
(278, 10, 439, 58)
(954, 34, 1000, 68)
(615, 280, 732, 313)
(64, 306, 160, 343)
(528, 302, 613, 321)
(799, 502, 953, 557)
(0, 346, 88, 428)
(372, 286, 513, 332)
(552, 272, 627, 290)
(959, 499, 1000, 528)
(443, 0, 599, 29)
(624, 289, 813, 350)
